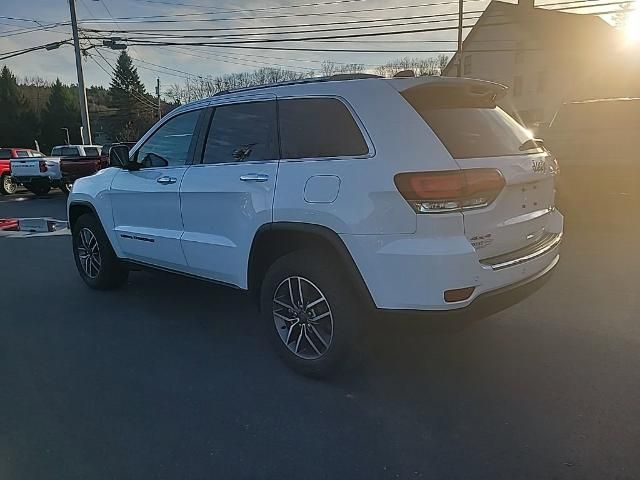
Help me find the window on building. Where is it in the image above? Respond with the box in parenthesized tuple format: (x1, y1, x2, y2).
(537, 71, 548, 94)
(513, 76, 523, 97)
(463, 55, 472, 75)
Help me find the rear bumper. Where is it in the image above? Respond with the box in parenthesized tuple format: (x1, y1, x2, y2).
(340, 210, 563, 312)
(12, 175, 59, 185)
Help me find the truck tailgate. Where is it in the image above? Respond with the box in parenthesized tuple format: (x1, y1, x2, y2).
(10, 159, 42, 177)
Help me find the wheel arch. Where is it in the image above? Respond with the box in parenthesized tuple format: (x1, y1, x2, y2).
(247, 222, 375, 310)
(68, 201, 99, 230)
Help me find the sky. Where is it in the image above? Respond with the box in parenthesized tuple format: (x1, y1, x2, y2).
(0, 0, 627, 94)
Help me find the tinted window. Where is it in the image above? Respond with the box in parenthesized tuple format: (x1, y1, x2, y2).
(137, 110, 200, 168)
(52, 146, 79, 156)
(415, 107, 536, 159)
(279, 98, 368, 159)
(0, 149, 12, 159)
(62, 147, 80, 156)
(202, 101, 277, 164)
(84, 147, 100, 156)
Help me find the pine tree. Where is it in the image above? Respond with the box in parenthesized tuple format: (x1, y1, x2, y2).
(108, 51, 155, 141)
(0, 65, 39, 147)
(40, 79, 81, 151)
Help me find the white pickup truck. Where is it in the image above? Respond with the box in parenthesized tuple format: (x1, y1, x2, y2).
(10, 144, 102, 195)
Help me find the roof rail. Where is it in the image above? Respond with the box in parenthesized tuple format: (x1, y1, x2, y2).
(213, 73, 382, 97)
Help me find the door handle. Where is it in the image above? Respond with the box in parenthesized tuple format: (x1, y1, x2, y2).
(239, 173, 269, 182)
(157, 176, 177, 185)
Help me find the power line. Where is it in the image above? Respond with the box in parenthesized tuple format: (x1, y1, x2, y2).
(100, 21, 482, 46)
(0, 40, 71, 61)
(84, 9, 481, 35)
(99, 17, 481, 41)
(77, 0, 487, 24)
(133, 0, 366, 12)
(0, 22, 70, 38)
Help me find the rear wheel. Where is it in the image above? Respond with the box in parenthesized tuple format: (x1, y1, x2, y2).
(60, 181, 73, 195)
(26, 184, 51, 196)
(1, 174, 17, 195)
(260, 250, 359, 377)
(72, 213, 128, 290)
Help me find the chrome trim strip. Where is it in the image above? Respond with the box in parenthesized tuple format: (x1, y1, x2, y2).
(481, 233, 562, 271)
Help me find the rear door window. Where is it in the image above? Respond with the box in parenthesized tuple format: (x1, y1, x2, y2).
(278, 98, 369, 159)
(0, 149, 12, 159)
(202, 100, 278, 164)
(402, 86, 540, 159)
(16, 150, 30, 157)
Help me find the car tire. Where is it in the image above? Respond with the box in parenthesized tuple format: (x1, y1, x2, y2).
(72, 213, 128, 290)
(260, 249, 359, 378)
(26, 184, 51, 196)
(0, 174, 17, 195)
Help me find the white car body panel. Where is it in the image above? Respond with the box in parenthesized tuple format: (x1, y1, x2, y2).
(180, 161, 278, 287)
(110, 166, 189, 269)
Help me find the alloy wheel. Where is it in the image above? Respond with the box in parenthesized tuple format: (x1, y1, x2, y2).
(3, 176, 17, 194)
(272, 276, 334, 360)
(77, 227, 101, 279)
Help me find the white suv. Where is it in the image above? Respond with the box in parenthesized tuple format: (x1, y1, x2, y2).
(68, 75, 563, 376)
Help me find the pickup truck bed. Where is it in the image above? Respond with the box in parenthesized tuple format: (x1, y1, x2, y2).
(60, 156, 106, 182)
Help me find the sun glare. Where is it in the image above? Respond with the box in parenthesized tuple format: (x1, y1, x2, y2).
(625, 5, 640, 42)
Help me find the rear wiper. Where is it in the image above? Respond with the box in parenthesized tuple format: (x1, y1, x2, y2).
(519, 138, 544, 151)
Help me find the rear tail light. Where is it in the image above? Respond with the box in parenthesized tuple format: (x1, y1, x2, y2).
(394, 168, 505, 213)
(39, 160, 47, 173)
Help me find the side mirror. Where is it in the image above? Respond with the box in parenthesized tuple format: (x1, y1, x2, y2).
(109, 144, 138, 170)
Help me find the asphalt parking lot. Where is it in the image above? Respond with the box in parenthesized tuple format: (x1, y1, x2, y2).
(1, 190, 639, 480)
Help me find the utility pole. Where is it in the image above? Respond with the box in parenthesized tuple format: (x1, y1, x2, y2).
(62, 128, 70, 145)
(68, 0, 92, 144)
(457, 0, 463, 77)
(155, 77, 162, 120)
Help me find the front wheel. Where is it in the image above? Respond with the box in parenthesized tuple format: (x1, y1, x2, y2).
(260, 250, 359, 377)
(72, 214, 128, 290)
(0, 174, 17, 195)
(26, 184, 51, 196)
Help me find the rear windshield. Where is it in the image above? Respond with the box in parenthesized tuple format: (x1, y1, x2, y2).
(84, 147, 100, 156)
(52, 146, 80, 156)
(0, 149, 11, 159)
(402, 87, 540, 159)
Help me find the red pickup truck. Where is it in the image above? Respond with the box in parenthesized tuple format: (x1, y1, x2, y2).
(0, 147, 44, 195)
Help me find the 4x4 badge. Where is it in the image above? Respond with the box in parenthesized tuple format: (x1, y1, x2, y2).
(532, 159, 546, 173)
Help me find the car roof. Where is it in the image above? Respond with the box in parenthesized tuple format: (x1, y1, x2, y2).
(171, 75, 508, 115)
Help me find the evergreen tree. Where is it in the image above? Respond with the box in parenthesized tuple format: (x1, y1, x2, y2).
(40, 78, 81, 151)
(108, 51, 155, 141)
(0, 65, 39, 147)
